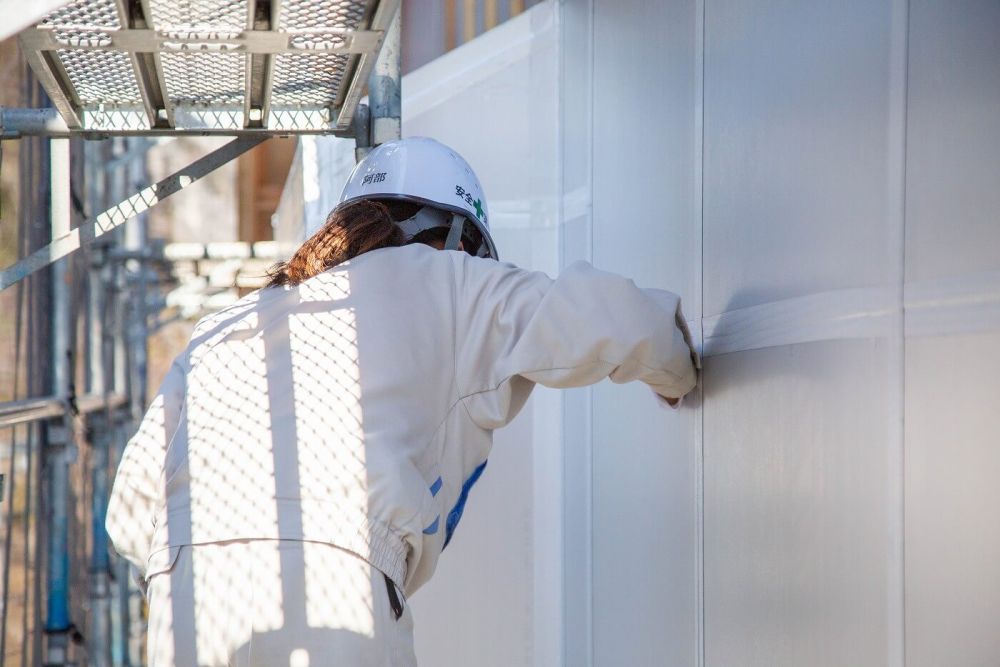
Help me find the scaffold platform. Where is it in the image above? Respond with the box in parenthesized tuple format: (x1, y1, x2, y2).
(16, 0, 399, 135)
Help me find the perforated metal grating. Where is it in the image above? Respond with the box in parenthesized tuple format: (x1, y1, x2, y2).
(278, 0, 370, 31)
(39, 0, 122, 29)
(145, 0, 249, 39)
(18, 0, 396, 135)
(161, 52, 246, 107)
(271, 53, 350, 107)
(279, 0, 371, 49)
(57, 49, 144, 106)
(41, 0, 121, 47)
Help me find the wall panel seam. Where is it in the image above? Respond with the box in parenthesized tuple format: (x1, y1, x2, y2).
(898, 0, 911, 664)
(695, 0, 706, 665)
(887, 0, 910, 664)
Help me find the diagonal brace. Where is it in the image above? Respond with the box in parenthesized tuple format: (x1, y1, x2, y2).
(0, 136, 267, 291)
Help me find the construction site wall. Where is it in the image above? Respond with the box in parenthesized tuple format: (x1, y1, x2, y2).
(574, 1, 1000, 666)
(271, 1, 1000, 666)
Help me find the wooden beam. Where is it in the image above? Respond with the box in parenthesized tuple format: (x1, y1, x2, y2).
(463, 0, 476, 44)
(445, 0, 456, 51)
(485, 0, 498, 30)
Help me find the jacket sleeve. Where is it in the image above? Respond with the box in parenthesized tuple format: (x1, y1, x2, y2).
(106, 357, 187, 576)
(454, 257, 699, 429)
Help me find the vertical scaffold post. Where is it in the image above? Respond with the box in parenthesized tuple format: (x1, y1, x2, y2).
(87, 416, 112, 667)
(86, 139, 112, 667)
(111, 419, 137, 667)
(114, 139, 144, 667)
(367, 5, 402, 148)
(353, 103, 372, 163)
(124, 141, 149, 416)
(44, 137, 74, 665)
(104, 138, 137, 667)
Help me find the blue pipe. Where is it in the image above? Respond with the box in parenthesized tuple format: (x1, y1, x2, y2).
(44, 432, 72, 633)
(91, 424, 110, 573)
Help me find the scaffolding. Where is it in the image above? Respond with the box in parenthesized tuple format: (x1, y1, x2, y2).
(0, 1, 401, 664)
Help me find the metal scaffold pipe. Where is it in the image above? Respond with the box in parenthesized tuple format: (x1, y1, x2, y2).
(44, 136, 73, 665)
(0, 107, 71, 139)
(0, 394, 127, 428)
(88, 417, 113, 667)
(368, 6, 402, 148)
(86, 140, 112, 667)
(126, 143, 150, 414)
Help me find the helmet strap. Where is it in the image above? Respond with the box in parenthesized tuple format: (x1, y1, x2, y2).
(444, 214, 465, 251)
(396, 205, 451, 241)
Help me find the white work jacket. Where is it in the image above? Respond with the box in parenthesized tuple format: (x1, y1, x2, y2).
(106, 243, 698, 596)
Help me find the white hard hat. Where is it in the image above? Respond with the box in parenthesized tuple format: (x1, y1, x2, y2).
(338, 136, 498, 260)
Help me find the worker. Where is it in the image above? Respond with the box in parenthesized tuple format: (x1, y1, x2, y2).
(106, 136, 699, 666)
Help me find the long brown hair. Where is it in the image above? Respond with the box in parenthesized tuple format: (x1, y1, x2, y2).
(266, 199, 404, 287)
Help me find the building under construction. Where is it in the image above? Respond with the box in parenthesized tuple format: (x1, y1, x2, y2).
(1, 1, 1000, 666)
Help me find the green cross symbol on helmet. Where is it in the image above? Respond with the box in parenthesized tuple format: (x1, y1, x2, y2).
(473, 199, 485, 221)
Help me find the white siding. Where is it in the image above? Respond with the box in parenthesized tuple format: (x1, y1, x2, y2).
(580, 1, 999, 665)
(590, 1, 702, 665)
(275, 2, 1000, 664)
(701, 2, 904, 665)
(904, 3, 1000, 666)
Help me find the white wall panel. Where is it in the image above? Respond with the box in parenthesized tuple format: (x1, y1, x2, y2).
(592, 1, 701, 307)
(704, 341, 891, 666)
(905, 333, 1000, 667)
(702, 1, 905, 665)
(558, 2, 596, 666)
(904, 0, 1000, 284)
(590, 1, 702, 665)
(703, 1, 896, 315)
(904, 3, 1000, 666)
